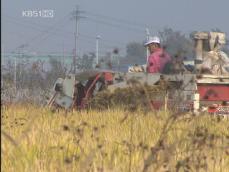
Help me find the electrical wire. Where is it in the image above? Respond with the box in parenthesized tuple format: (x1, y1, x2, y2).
(3, 13, 72, 51)
(3, 9, 149, 55)
(84, 11, 148, 29)
(85, 17, 145, 34)
(4, 15, 127, 53)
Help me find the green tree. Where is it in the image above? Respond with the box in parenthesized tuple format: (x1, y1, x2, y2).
(125, 42, 146, 64)
(45, 58, 67, 88)
(158, 27, 194, 59)
(76, 53, 95, 71)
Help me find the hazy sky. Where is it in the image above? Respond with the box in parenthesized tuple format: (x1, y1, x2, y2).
(2, 0, 229, 56)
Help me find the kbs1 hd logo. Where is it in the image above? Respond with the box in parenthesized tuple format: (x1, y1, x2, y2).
(22, 9, 54, 18)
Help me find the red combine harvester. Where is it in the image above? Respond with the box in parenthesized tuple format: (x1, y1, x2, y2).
(47, 31, 229, 115)
(197, 75, 229, 115)
(193, 32, 229, 115)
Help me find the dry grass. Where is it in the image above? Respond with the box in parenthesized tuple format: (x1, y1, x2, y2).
(1, 104, 229, 172)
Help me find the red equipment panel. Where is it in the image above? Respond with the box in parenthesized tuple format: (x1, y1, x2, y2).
(197, 84, 229, 101)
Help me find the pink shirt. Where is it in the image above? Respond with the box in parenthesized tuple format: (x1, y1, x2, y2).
(147, 48, 171, 73)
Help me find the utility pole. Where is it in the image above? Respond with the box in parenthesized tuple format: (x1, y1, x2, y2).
(71, 5, 85, 74)
(62, 41, 65, 65)
(117, 54, 120, 71)
(146, 28, 150, 65)
(14, 44, 27, 92)
(1, 44, 4, 88)
(96, 35, 101, 65)
(14, 50, 18, 92)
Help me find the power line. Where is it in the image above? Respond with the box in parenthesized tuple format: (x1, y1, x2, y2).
(85, 17, 145, 34)
(4, 17, 126, 54)
(77, 34, 126, 56)
(3, 9, 146, 56)
(78, 33, 126, 46)
(85, 11, 148, 29)
(3, 13, 71, 52)
(3, 19, 72, 53)
(3, 14, 77, 41)
(2, 13, 71, 31)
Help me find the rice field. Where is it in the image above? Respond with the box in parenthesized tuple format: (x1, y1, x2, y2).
(1, 104, 229, 172)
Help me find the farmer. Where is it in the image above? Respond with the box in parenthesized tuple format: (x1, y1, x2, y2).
(145, 36, 171, 73)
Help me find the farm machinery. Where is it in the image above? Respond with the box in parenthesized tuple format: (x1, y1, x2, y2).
(47, 31, 229, 115)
